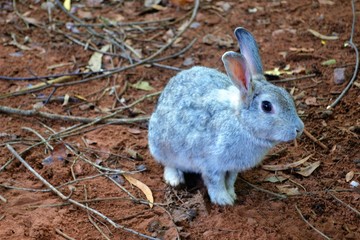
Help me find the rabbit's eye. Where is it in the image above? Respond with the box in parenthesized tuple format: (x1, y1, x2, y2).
(261, 101, 272, 113)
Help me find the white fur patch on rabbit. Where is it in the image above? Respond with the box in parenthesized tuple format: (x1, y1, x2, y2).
(217, 85, 241, 111)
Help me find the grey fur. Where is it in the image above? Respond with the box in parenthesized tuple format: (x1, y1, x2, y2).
(148, 28, 304, 205)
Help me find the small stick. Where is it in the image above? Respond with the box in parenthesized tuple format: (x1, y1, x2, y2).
(73, 17, 175, 27)
(0, 105, 149, 125)
(239, 177, 287, 199)
(270, 73, 317, 83)
(22, 127, 54, 151)
(328, 192, 360, 216)
(5, 144, 159, 240)
(303, 129, 329, 151)
(295, 204, 331, 240)
(55, 228, 76, 240)
(0, 194, 7, 203)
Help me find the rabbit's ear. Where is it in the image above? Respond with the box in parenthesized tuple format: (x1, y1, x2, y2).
(234, 27, 263, 75)
(222, 51, 252, 105)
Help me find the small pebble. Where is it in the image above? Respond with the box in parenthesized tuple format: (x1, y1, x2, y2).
(183, 57, 194, 66)
(136, 164, 147, 171)
(111, 174, 125, 185)
(333, 67, 346, 85)
(320, 110, 333, 119)
(190, 22, 201, 29)
(350, 180, 359, 188)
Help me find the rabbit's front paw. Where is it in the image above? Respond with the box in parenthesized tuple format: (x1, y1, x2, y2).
(227, 187, 237, 200)
(164, 167, 184, 187)
(209, 190, 235, 205)
(211, 192, 234, 205)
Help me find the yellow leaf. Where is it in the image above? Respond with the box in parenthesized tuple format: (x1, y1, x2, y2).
(123, 174, 154, 208)
(63, 0, 71, 11)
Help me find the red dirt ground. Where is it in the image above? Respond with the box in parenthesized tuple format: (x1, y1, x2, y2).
(1, 0, 359, 239)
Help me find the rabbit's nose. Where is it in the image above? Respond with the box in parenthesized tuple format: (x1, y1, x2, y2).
(295, 120, 304, 137)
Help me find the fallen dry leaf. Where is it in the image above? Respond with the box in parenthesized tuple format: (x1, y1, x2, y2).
(262, 154, 313, 171)
(295, 161, 320, 177)
(202, 34, 233, 48)
(131, 81, 154, 91)
(263, 175, 288, 183)
(305, 97, 319, 106)
(88, 44, 111, 72)
(276, 185, 300, 196)
(126, 148, 144, 161)
(123, 174, 154, 208)
(127, 128, 142, 135)
(346, 171, 354, 182)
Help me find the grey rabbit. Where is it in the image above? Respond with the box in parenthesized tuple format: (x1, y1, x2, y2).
(148, 27, 304, 205)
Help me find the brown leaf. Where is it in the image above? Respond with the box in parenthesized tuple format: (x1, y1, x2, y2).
(126, 148, 144, 161)
(123, 174, 154, 208)
(305, 97, 319, 106)
(77, 9, 93, 20)
(296, 161, 321, 177)
(127, 128, 142, 135)
(262, 154, 313, 171)
(263, 175, 288, 183)
(346, 171, 354, 182)
(276, 185, 300, 196)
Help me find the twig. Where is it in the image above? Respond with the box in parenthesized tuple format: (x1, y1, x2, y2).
(0, 75, 75, 99)
(270, 73, 317, 83)
(151, 38, 197, 63)
(152, 63, 183, 72)
(112, 91, 161, 111)
(0, 71, 94, 81)
(73, 17, 175, 27)
(55, 228, 76, 240)
(238, 177, 287, 199)
(303, 129, 329, 151)
(6, 144, 159, 240)
(327, 0, 359, 109)
(157, 206, 181, 240)
(22, 127, 54, 151)
(65, 145, 130, 174)
(328, 192, 360, 216)
(295, 204, 331, 240)
(0, 194, 7, 203)
(0, 105, 150, 124)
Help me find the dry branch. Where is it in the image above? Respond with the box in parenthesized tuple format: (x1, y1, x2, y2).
(0, 105, 150, 124)
(303, 129, 329, 151)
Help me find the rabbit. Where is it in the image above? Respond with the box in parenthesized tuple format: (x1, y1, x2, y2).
(148, 27, 304, 205)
